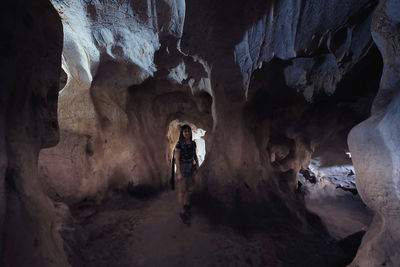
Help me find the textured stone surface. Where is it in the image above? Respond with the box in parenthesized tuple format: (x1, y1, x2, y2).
(51, 0, 186, 134)
(178, 0, 379, 206)
(38, 0, 211, 201)
(37, 2, 386, 265)
(40, 0, 381, 206)
(348, 0, 400, 265)
(0, 0, 67, 266)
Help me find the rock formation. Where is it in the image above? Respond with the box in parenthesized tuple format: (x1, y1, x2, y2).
(0, 0, 68, 265)
(348, 0, 400, 265)
(39, 0, 213, 202)
(1, 0, 399, 266)
(41, 0, 379, 201)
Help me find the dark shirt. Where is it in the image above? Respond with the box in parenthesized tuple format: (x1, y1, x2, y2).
(175, 140, 196, 163)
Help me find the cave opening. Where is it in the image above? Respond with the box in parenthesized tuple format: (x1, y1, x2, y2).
(39, 18, 383, 267)
(43, 24, 384, 267)
(298, 45, 382, 241)
(244, 44, 382, 242)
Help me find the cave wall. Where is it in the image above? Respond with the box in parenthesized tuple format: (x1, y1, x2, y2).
(0, 0, 68, 266)
(348, 0, 400, 265)
(38, 0, 213, 202)
(11, 0, 398, 265)
(41, 0, 380, 203)
(0, 0, 398, 265)
(181, 0, 379, 205)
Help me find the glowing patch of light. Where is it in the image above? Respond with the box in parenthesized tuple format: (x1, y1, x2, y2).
(193, 128, 206, 166)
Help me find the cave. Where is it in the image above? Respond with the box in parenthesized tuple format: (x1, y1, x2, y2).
(1, 0, 400, 266)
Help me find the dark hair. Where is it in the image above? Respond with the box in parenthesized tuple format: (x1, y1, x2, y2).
(178, 124, 192, 143)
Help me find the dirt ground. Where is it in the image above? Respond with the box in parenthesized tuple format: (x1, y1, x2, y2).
(64, 188, 368, 267)
(69, 191, 279, 267)
(304, 189, 373, 239)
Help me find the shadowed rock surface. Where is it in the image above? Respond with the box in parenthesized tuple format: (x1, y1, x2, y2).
(0, 0, 67, 266)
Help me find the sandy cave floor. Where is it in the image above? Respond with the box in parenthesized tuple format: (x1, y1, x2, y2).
(66, 187, 371, 267)
(70, 191, 278, 267)
(304, 190, 373, 239)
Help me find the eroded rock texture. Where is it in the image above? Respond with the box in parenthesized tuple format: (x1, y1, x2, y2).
(41, 0, 379, 202)
(41, 0, 384, 259)
(0, 0, 67, 266)
(348, 0, 400, 265)
(38, 0, 212, 202)
(3, 0, 399, 265)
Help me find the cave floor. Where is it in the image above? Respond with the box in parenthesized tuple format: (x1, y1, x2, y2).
(304, 189, 373, 239)
(71, 191, 279, 266)
(67, 189, 361, 267)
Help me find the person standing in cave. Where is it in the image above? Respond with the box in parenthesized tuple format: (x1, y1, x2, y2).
(175, 124, 199, 225)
